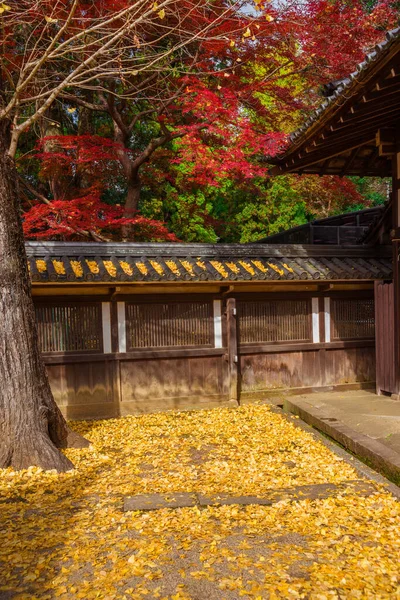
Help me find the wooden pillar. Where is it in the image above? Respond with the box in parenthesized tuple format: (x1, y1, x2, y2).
(391, 126, 400, 397)
(101, 302, 112, 354)
(110, 301, 119, 353)
(374, 280, 383, 396)
(226, 297, 239, 403)
(319, 296, 327, 387)
(110, 300, 122, 412)
(117, 301, 127, 353)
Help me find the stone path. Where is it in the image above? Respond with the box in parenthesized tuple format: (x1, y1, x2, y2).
(283, 389, 400, 484)
(124, 479, 377, 512)
(288, 389, 400, 452)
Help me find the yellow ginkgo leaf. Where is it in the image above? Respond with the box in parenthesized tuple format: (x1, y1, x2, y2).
(229, 40, 235, 47)
(243, 27, 251, 37)
(67, 107, 76, 114)
(158, 8, 165, 19)
(1, 3, 11, 10)
(45, 16, 58, 23)
(265, 14, 274, 22)
(152, 1, 158, 10)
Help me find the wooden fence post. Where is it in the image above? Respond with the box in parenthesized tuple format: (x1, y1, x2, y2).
(375, 280, 382, 396)
(110, 300, 122, 413)
(226, 297, 239, 403)
(391, 128, 400, 397)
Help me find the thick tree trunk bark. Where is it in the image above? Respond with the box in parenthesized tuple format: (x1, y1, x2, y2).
(125, 174, 141, 215)
(122, 172, 141, 239)
(0, 121, 86, 472)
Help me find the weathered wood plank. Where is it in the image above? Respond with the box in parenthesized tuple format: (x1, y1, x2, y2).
(227, 298, 238, 402)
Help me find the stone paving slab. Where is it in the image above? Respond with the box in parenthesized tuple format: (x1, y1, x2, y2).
(124, 480, 377, 512)
(124, 492, 197, 512)
(286, 390, 400, 451)
(284, 395, 400, 484)
(197, 480, 377, 507)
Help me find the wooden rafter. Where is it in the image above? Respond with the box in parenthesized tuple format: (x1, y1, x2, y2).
(269, 29, 400, 177)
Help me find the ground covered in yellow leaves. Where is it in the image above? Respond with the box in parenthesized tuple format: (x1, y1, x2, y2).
(1, 404, 399, 599)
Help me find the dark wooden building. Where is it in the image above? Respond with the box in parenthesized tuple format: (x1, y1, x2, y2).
(257, 206, 387, 246)
(28, 237, 389, 419)
(269, 26, 400, 398)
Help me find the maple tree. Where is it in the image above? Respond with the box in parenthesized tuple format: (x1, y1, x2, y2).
(18, 0, 397, 241)
(22, 135, 178, 241)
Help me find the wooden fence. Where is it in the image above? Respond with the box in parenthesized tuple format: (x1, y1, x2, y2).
(375, 281, 396, 395)
(35, 291, 376, 419)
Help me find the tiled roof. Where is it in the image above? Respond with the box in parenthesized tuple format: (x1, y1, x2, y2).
(287, 27, 400, 147)
(25, 242, 392, 283)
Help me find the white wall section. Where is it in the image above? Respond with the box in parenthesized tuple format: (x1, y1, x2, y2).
(213, 299, 223, 348)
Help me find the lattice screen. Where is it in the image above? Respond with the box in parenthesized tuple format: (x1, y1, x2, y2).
(331, 298, 375, 340)
(126, 302, 214, 349)
(238, 300, 312, 343)
(35, 303, 102, 352)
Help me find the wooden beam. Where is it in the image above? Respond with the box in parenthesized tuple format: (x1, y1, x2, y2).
(321, 146, 390, 177)
(376, 128, 395, 144)
(226, 298, 239, 403)
(340, 147, 361, 175)
(322, 103, 400, 141)
(364, 78, 400, 103)
(302, 106, 399, 156)
(376, 127, 396, 156)
(379, 143, 396, 157)
(286, 137, 375, 172)
(341, 94, 400, 123)
(311, 65, 400, 144)
(374, 71, 400, 90)
(361, 147, 380, 173)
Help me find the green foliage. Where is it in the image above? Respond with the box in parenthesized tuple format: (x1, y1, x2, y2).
(140, 185, 219, 243)
(140, 169, 314, 243)
(349, 176, 389, 207)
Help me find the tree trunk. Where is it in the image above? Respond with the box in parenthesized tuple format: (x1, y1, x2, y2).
(0, 121, 86, 472)
(122, 171, 141, 239)
(40, 108, 70, 201)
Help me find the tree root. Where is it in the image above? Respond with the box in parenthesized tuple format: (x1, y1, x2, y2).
(0, 430, 74, 472)
(63, 427, 91, 449)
